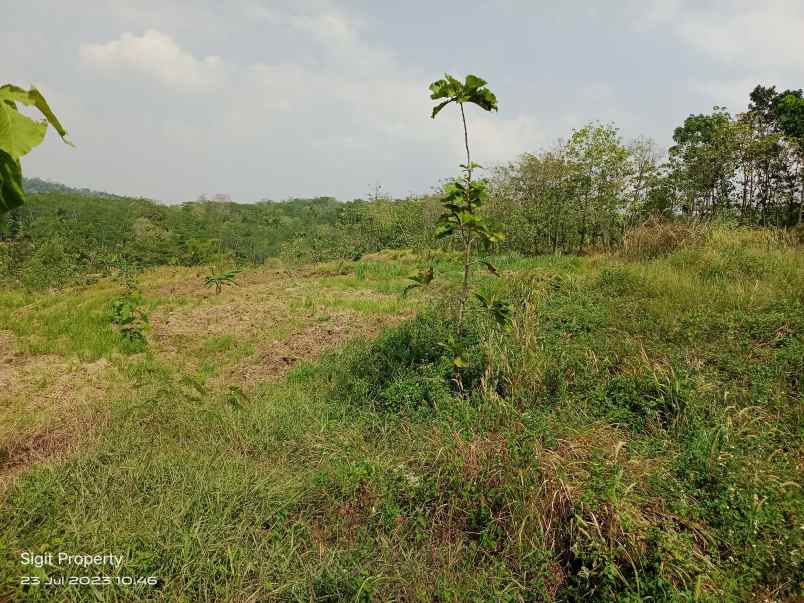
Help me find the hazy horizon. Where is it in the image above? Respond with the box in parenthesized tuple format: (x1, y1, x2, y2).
(6, 0, 804, 203)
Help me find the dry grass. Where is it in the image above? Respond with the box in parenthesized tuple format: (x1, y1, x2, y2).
(622, 216, 706, 259)
(144, 266, 410, 391)
(220, 311, 402, 387)
(0, 331, 120, 490)
(0, 262, 413, 489)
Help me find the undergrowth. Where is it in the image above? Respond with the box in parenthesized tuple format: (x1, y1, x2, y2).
(0, 224, 801, 601)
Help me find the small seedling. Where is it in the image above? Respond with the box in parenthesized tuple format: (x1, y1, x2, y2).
(225, 385, 251, 409)
(109, 260, 149, 347)
(110, 296, 149, 345)
(204, 270, 239, 294)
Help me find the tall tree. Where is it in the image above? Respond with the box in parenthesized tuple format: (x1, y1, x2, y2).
(772, 90, 804, 224)
(565, 123, 631, 250)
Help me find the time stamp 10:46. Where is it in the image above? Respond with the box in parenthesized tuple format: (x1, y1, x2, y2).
(21, 575, 158, 587)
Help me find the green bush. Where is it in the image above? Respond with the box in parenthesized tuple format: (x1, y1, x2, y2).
(20, 237, 75, 290)
(379, 365, 454, 411)
(334, 309, 489, 411)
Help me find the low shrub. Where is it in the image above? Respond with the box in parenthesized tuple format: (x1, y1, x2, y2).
(20, 238, 76, 290)
(333, 307, 491, 411)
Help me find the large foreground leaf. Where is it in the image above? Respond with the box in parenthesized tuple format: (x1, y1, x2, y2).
(0, 101, 48, 160)
(0, 149, 24, 213)
(0, 84, 70, 141)
(0, 84, 71, 215)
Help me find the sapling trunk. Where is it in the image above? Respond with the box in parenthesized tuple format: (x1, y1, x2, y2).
(458, 102, 472, 336)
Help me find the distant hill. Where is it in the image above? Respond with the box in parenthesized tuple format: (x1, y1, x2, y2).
(23, 177, 126, 199)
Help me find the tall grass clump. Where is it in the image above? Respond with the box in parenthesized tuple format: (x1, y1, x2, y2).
(622, 216, 705, 259)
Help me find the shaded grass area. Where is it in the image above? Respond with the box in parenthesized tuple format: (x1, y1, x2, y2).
(0, 226, 802, 601)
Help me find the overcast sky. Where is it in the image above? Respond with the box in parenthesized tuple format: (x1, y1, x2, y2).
(4, 1, 803, 203)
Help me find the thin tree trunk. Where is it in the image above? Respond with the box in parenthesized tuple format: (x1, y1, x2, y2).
(799, 153, 804, 225)
(461, 103, 471, 177)
(457, 103, 472, 336)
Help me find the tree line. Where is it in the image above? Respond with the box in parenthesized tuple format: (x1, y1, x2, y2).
(487, 85, 803, 256)
(1, 83, 801, 289)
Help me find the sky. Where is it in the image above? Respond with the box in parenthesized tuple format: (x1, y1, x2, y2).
(4, 0, 804, 203)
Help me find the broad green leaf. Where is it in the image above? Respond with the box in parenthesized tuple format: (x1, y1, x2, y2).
(444, 180, 466, 193)
(434, 222, 456, 239)
(453, 355, 468, 368)
(0, 84, 70, 142)
(0, 102, 48, 160)
(431, 99, 452, 119)
(0, 149, 24, 213)
(474, 292, 490, 306)
(460, 212, 480, 226)
(464, 75, 487, 90)
(0, 84, 70, 215)
(469, 87, 498, 112)
(429, 76, 458, 100)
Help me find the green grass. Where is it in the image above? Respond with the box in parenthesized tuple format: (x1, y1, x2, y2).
(0, 286, 121, 361)
(0, 225, 802, 601)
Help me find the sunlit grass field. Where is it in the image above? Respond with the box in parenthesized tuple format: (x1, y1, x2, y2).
(0, 227, 802, 601)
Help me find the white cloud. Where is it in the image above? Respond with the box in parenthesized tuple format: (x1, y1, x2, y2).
(451, 112, 545, 165)
(679, 4, 804, 70)
(291, 12, 360, 45)
(80, 29, 225, 91)
(627, 0, 804, 123)
(54, 3, 553, 200)
(634, 0, 804, 72)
